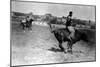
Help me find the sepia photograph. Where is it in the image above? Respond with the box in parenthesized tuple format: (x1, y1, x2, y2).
(11, 0, 96, 66)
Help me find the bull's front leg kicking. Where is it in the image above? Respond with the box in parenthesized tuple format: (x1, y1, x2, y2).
(59, 42, 66, 53)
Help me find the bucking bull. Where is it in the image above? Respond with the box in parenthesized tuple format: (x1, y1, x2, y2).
(49, 24, 89, 54)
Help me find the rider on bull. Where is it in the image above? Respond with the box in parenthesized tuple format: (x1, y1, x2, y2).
(65, 11, 75, 40)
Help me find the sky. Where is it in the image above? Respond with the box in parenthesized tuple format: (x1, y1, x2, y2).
(11, 1, 95, 21)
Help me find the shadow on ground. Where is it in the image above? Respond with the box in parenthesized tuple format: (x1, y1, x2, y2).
(48, 47, 63, 52)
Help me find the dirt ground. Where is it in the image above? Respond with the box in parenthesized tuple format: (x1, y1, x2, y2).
(11, 21, 96, 66)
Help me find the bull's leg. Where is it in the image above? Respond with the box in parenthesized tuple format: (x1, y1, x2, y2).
(59, 42, 66, 53)
(67, 42, 73, 54)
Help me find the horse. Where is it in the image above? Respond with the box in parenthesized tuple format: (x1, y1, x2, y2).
(20, 19, 27, 30)
(50, 25, 88, 54)
(20, 18, 34, 31)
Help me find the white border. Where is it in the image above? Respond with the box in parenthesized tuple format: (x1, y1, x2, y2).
(0, 0, 98, 67)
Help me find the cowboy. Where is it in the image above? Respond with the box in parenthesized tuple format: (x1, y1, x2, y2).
(65, 11, 75, 40)
(25, 16, 34, 30)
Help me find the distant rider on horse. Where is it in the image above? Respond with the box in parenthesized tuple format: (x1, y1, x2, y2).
(25, 15, 34, 30)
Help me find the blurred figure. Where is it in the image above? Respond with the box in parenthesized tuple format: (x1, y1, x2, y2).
(65, 11, 75, 40)
(65, 11, 73, 32)
(25, 15, 34, 31)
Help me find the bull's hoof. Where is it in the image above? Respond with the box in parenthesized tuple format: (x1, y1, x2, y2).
(64, 51, 67, 53)
(66, 49, 73, 54)
(68, 51, 73, 54)
(60, 49, 67, 53)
